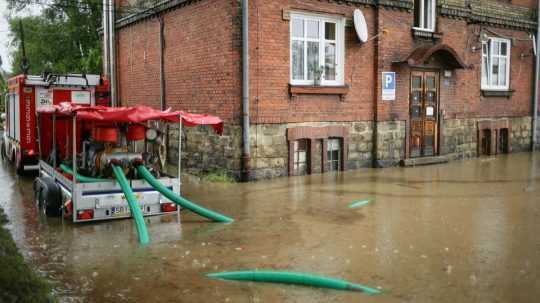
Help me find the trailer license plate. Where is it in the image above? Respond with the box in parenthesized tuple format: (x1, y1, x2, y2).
(111, 206, 129, 217)
(111, 206, 146, 217)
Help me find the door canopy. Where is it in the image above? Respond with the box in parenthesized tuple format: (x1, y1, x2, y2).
(394, 44, 468, 69)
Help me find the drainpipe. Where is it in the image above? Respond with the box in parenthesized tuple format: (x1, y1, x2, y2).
(108, 0, 117, 107)
(533, 0, 540, 151)
(159, 16, 166, 110)
(102, 0, 109, 78)
(241, 0, 250, 181)
(371, 8, 380, 167)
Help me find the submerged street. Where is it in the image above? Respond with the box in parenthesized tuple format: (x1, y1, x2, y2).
(1, 153, 539, 302)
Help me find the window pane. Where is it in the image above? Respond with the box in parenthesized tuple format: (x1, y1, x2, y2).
(499, 57, 507, 86)
(414, 0, 421, 27)
(491, 57, 499, 86)
(325, 22, 336, 40)
(500, 42, 507, 56)
(325, 42, 336, 81)
(482, 54, 488, 86)
(292, 19, 304, 38)
(292, 41, 305, 80)
(298, 151, 306, 162)
(307, 41, 319, 80)
(425, 0, 433, 29)
(412, 76, 422, 89)
(306, 20, 319, 39)
(492, 41, 500, 56)
(426, 76, 435, 90)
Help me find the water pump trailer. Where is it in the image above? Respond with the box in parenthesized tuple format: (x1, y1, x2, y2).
(32, 102, 224, 224)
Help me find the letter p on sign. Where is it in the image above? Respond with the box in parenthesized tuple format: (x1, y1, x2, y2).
(382, 72, 396, 101)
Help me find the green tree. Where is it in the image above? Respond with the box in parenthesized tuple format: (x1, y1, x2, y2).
(7, 0, 104, 75)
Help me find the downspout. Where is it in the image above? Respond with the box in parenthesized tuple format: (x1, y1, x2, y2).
(241, 0, 250, 181)
(533, 0, 540, 151)
(108, 0, 117, 107)
(159, 16, 166, 110)
(102, 0, 109, 78)
(371, 8, 380, 167)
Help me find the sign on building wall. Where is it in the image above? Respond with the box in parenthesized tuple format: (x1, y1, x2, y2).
(382, 72, 396, 101)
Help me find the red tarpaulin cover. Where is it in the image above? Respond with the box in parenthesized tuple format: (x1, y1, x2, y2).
(38, 102, 224, 134)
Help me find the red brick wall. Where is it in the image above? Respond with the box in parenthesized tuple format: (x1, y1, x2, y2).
(116, 0, 241, 121)
(373, 10, 534, 121)
(249, 1, 377, 124)
(116, 0, 534, 123)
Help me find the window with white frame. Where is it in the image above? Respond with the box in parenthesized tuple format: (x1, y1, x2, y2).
(414, 0, 436, 31)
(290, 12, 344, 86)
(327, 138, 341, 171)
(481, 37, 511, 90)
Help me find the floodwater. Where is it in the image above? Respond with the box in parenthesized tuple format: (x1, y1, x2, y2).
(1, 153, 540, 303)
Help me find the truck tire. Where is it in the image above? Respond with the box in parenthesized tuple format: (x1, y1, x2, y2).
(16, 154, 24, 176)
(0, 140, 5, 161)
(37, 177, 62, 217)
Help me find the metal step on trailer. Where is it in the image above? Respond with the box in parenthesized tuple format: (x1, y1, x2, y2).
(400, 155, 449, 167)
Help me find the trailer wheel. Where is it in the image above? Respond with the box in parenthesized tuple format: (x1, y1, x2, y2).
(38, 177, 62, 217)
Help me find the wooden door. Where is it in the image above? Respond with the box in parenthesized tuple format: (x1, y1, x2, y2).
(410, 71, 439, 158)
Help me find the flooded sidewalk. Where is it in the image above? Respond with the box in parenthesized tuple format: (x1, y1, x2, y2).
(1, 153, 539, 302)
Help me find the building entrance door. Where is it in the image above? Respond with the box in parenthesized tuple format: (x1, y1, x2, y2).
(410, 71, 439, 158)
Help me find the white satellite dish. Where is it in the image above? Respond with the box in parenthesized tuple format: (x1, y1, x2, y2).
(353, 9, 368, 43)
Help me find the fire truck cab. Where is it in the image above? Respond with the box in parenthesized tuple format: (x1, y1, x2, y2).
(2, 73, 109, 174)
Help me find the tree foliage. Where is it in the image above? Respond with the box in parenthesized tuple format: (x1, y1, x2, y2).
(7, 0, 103, 75)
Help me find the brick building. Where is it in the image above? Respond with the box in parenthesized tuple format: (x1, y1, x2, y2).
(112, 0, 538, 180)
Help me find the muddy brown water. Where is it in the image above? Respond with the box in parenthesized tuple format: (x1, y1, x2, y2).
(1, 153, 540, 302)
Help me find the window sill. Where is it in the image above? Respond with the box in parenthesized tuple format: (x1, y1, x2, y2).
(481, 89, 514, 98)
(412, 28, 442, 40)
(289, 84, 349, 101)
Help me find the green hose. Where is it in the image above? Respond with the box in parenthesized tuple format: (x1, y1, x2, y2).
(348, 199, 372, 209)
(206, 270, 381, 295)
(112, 165, 150, 245)
(136, 165, 233, 223)
(59, 164, 108, 183)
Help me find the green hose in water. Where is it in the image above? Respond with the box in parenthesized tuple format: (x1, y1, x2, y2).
(136, 165, 234, 223)
(59, 164, 108, 183)
(206, 270, 381, 295)
(348, 199, 372, 209)
(112, 165, 150, 245)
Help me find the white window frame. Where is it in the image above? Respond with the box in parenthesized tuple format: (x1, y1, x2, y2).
(327, 138, 341, 171)
(481, 37, 511, 91)
(413, 0, 436, 32)
(290, 12, 345, 86)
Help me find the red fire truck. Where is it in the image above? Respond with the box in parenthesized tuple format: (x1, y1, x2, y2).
(2, 73, 109, 174)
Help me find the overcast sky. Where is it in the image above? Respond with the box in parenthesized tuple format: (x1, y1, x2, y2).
(0, 0, 42, 73)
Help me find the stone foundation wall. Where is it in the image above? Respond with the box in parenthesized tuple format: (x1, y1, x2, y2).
(441, 118, 478, 160)
(441, 116, 532, 160)
(166, 116, 532, 181)
(509, 117, 532, 152)
(375, 121, 407, 167)
(167, 124, 243, 178)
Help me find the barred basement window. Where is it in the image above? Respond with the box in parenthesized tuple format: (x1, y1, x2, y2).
(413, 0, 436, 32)
(327, 138, 341, 171)
(290, 12, 345, 86)
(293, 139, 308, 175)
(481, 37, 511, 91)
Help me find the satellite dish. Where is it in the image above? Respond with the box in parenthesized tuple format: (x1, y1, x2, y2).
(353, 9, 368, 43)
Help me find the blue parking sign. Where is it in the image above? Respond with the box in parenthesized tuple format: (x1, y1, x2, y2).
(382, 72, 396, 101)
